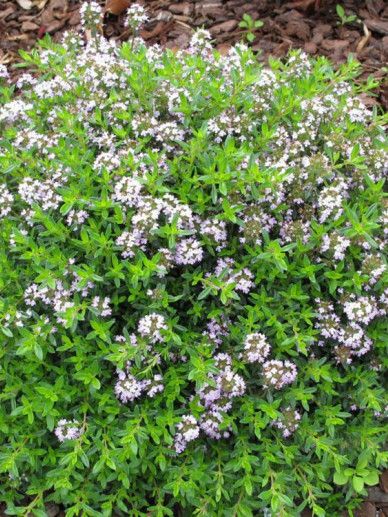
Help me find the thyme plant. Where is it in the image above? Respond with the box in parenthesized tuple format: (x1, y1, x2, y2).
(0, 3, 387, 515)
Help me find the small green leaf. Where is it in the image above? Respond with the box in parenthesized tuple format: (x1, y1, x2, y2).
(34, 343, 43, 360)
(244, 477, 252, 496)
(1, 327, 13, 337)
(352, 476, 364, 493)
(363, 471, 379, 486)
(92, 457, 105, 475)
(336, 4, 345, 17)
(333, 471, 349, 485)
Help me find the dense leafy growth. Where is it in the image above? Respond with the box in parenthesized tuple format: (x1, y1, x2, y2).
(0, 3, 387, 515)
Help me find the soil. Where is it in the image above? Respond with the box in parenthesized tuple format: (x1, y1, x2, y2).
(0, 0, 387, 108)
(0, 0, 387, 514)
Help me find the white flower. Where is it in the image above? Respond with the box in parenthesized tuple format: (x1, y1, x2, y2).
(55, 419, 83, 442)
(138, 313, 167, 343)
(0, 185, 13, 218)
(174, 238, 203, 266)
(125, 4, 149, 29)
(242, 333, 271, 363)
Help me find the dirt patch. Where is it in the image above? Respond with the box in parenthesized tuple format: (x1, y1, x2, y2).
(0, 0, 387, 108)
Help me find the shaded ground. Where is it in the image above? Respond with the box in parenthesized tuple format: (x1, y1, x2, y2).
(0, 0, 387, 108)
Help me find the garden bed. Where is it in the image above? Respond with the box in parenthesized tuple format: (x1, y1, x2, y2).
(0, 1, 387, 516)
(0, 0, 387, 108)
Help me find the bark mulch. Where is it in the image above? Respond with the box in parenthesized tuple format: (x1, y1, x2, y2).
(0, 0, 387, 108)
(0, 0, 387, 514)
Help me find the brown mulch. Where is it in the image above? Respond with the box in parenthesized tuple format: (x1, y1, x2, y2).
(0, 0, 387, 108)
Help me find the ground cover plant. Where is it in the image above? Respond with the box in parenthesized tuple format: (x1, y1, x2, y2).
(0, 3, 387, 515)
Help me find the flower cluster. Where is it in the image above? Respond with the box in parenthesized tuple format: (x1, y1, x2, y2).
(80, 1, 102, 31)
(0, 185, 13, 219)
(54, 419, 84, 442)
(315, 293, 385, 363)
(318, 179, 348, 223)
(137, 313, 167, 343)
(343, 295, 379, 325)
(241, 333, 271, 363)
(80, 0, 102, 29)
(321, 232, 351, 261)
(272, 407, 301, 438)
(262, 360, 298, 390)
(360, 254, 386, 286)
(202, 317, 230, 347)
(201, 219, 228, 249)
(174, 237, 204, 266)
(18, 177, 62, 211)
(210, 258, 254, 294)
(125, 4, 149, 30)
(174, 353, 246, 453)
(91, 296, 112, 317)
(1, 8, 387, 513)
(0, 64, 9, 81)
(112, 313, 167, 405)
(66, 209, 89, 229)
(200, 410, 231, 440)
(174, 415, 200, 454)
(115, 369, 163, 403)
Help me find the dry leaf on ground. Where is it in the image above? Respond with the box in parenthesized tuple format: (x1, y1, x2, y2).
(105, 0, 131, 15)
(356, 23, 371, 53)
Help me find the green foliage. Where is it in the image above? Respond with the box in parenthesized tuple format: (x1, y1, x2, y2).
(0, 22, 387, 517)
(336, 4, 358, 26)
(239, 13, 264, 43)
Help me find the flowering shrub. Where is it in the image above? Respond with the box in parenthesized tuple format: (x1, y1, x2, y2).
(0, 4, 387, 515)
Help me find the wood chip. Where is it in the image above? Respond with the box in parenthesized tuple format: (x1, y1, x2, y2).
(169, 3, 193, 16)
(140, 21, 171, 40)
(210, 19, 238, 35)
(364, 19, 388, 36)
(365, 0, 385, 17)
(0, 7, 15, 20)
(6, 33, 31, 41)
(354, 502, 376, 517)
(284, 0, 316, 12)
(367, 487, 388, 503)
(284, 20, 311, 41)
(304, 41, 317, 53)
(380, 470, 388, 494)
(321, 39, 349, 51)
(105, 0, 131, 15)
(21, 20, 39, 31)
